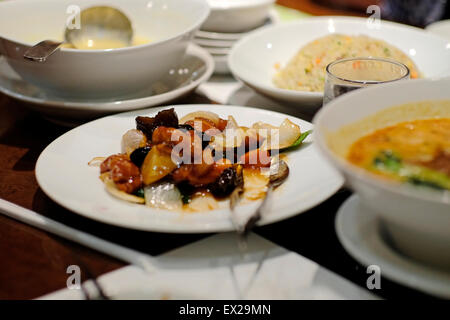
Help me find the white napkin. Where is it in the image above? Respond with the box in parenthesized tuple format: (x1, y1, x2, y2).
(196, 75, 315, 121)
(39, 233, 378, 300)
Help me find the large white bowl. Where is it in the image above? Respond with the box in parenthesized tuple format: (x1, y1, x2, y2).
(229, 17, 450, 111)
(313, 77, 450, 270)
(0, 0, 210, 98)
(202, 0, 275, 33)
(0, 44, 215, 121)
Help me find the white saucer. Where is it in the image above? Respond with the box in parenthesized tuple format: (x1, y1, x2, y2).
(336, 194, 450, 298)
(0, 44, 214, 121)
(195, 9, 278, 41)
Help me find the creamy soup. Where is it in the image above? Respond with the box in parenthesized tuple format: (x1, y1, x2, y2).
(347, 118, 450, 190)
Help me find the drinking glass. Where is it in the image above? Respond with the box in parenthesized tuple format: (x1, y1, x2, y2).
(323, 57, 410, 105)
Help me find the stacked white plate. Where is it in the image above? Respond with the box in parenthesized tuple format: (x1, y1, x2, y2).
(195, 0, 278, 74)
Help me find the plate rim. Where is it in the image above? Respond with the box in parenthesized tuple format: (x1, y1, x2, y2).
(193, 37, 235, 48)
(35, 104, 343, 233)
(0, 44, 214, 112)
(335, 194, 450, 298)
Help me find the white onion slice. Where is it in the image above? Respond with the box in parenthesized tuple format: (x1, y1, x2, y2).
(179, 111, 220, 126)
(185, 193, 219, 212)
(278, 119, 301, 148)
(253, 118, 301, 150)
(88, 157, 106, 167)
(144, 182, 183, 210)
(121, 129, 147, 155)
(242, 168, 269, 201)
(211, 115, 245, 149)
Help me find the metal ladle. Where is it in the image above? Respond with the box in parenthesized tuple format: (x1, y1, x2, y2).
(23, 6, 132, 62)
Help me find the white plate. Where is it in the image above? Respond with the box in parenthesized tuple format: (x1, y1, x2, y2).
(193, 37, 236, 48)
(426, 19, 450, 41)
(35, 105, 343, 233)
(228, 16, 450, 111)
(336, 194, 450, 299)
(204, 47, 231, 55)
(196, 9, 278, 40)
(0, 44, 214, 120)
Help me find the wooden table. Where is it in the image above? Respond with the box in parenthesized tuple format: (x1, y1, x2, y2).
(0, 1, 434, 300)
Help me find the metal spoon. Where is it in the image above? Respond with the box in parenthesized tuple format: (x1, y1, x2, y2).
(230, 158, 290, 237)
(23, 6, 132, 62)
(241, 158, 289, 235)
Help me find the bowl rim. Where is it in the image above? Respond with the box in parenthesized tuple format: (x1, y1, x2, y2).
(312, 77, 450, 207)
(0, 0, 211, 54)
(228, 15, 449, 100)
(208, 0, 275, 11)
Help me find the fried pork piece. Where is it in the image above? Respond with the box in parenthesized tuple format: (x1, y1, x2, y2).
(100, 154, 142, 193)
(239, 149, 271, 168)
(184, 118, 221, 135)
(152, 126, 202, 161)
(152, 126, 199, 146)
(184, 117, 224, 150)
(100, 154, 128, 173)
(217, 118, 228, 131)
(172, 159, 232, 187)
